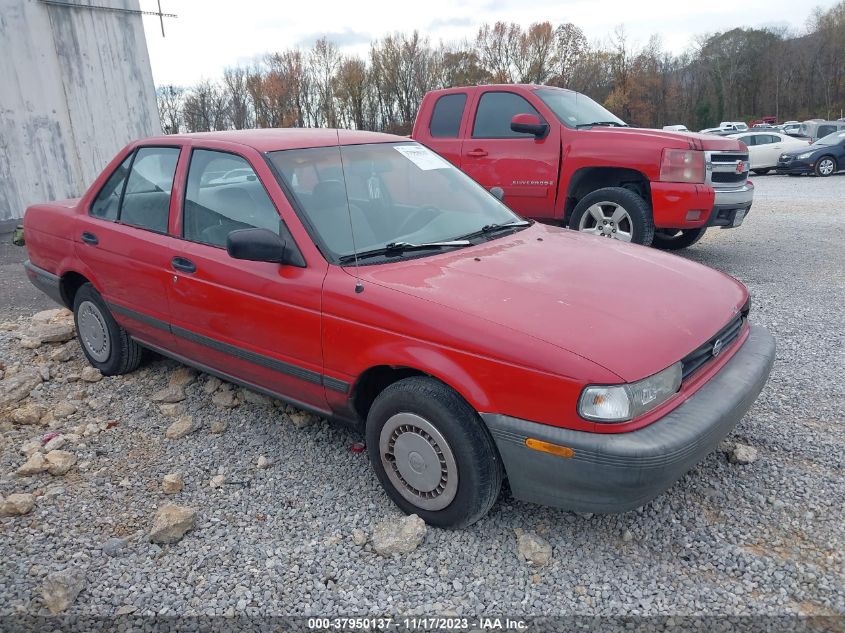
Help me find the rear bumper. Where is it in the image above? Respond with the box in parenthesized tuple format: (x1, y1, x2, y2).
(24, 260, 65, 306)
(480, 324, 775, 513)
(707, 182, 754, 228)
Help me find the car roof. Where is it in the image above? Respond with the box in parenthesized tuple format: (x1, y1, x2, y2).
(138, 128, 405, 152)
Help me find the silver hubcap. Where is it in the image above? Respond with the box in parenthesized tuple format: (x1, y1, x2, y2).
(578, 202, 633, 241)
(77, 301, 110, 363)
(819, 159, 834, 175)
(379, 412, 459, 511)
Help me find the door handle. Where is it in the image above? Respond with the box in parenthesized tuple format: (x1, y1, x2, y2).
(171, 257, 196, 274)
(80, 231, 98, 245)
(466, 149, 488, 158)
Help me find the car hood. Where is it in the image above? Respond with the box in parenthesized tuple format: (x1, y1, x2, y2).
(357, 224, 747, 382)
(782, 145, 824, 157)
(577, 127, 745, 152)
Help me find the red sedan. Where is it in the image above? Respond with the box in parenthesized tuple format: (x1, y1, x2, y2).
(23, 129, 775, 527)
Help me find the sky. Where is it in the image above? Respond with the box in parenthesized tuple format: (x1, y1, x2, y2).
(140, 0, 837, 87)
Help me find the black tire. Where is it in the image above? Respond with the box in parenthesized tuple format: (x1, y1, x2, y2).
(815, 156, 837, 177)
(365, 376, 503, 528)
(73, 283, 142, 376)
(651, 227, 707, 251)
(568, 187, 655, 246)
(752, 168, 771, 175)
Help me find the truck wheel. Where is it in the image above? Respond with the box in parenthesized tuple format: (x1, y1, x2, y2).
(568, 187, 654, 246)
(73, 283, 142, 376)
(651, 227, 707, 251)
(815, 156, 837, 177)
(365, 376, 503, 528)
(752, 168, 771, 175)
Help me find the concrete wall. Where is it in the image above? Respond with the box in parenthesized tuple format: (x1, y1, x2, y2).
(0, 0, 161, 223)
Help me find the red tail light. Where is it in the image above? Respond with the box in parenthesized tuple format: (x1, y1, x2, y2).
(659, 149, 705, 183)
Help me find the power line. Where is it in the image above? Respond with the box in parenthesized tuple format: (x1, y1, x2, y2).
(38, 0, 177, 37)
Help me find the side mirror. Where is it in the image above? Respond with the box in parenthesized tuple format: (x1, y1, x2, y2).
(511, 113, 549, 138)
(490, 186, 505, 201)
(227, 228, 288, 264)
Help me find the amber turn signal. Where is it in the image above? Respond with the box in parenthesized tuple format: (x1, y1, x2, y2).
(524, 438, 574, 458)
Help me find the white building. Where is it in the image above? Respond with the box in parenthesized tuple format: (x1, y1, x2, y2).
(0, 0, 161, 227)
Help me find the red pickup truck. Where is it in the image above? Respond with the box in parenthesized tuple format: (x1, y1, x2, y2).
(22, 129, 774, 527)
(412, 85, 754, 249)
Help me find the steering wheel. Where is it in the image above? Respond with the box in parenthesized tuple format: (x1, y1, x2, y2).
(396, 206, 441, 236)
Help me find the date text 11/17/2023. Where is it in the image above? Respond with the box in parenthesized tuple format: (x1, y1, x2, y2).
(306, 617, 528, 630)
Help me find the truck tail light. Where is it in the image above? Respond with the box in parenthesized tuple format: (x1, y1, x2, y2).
(659, 149, 705, 183)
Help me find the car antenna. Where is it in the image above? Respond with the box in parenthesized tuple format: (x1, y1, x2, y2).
(335, 128, 364, 294)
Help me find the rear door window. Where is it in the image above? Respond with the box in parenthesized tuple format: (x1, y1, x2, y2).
(119, 147, 180, 233)
(430, 93, 467, 138)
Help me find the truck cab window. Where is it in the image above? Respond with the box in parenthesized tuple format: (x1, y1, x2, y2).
(119, 147, 180, 233)
(472, 92, 542, 138)
(430, 93, 467, 138)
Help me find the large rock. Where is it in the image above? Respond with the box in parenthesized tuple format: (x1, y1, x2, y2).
(729, 443, 758, 465)
(41, 568, 85, 614)
(16, 452, 48, 476)
(159, 403, 184, 417)
(1, 493, 36, 516)
(45, 450, 76, 475)
(52, 403, 78, 419)
(211, 389, 238, 408)
(151, 385, 186, 403)
(28, 322, 75, 344)
(288, 410, 318, 429)
(162, 473, 184, 494)
(11, 403, 46, 425)
(241, 389, 271, 406)
(80, 367, 103, 383)
(49, 344, 75, 363)
(515, 529, 552, 566)
(371, 514, 427, 556)
(165, 416, 196, 440)
(169, 366, 198, 388)
(32, 308, 72, 324)
(0, 369, 43, 409)
(149, 504, 196, 544)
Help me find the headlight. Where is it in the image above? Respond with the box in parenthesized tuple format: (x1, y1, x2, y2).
(579, 362, 683, 423)
(797, 152, 813, 160)
(659, 149, 705, 183)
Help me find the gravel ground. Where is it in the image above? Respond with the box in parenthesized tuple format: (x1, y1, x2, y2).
(0, 174, 843, 621)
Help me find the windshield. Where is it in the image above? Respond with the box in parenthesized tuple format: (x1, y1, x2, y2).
(534, 88, 626, 128)
(268, 142, 523, 262)
(813, 131, 845, 146)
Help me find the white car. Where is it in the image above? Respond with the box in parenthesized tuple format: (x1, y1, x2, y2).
(662, 124, 689, 132)
(728, 131, 810, 174)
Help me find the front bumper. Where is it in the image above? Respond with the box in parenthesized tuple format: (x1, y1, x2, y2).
(481, 324, 775, 513)
(776, 159, 812, 174)
(708, 182, 754, 228)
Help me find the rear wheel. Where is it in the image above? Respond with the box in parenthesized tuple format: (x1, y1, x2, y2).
(651, 227, 707, 251)
(815, 156, 837, 177)
(73, 283, 142, 376)
(752, 168, 771, 175)
(365, 377, 502, 528)
(568, 187, 654, 246)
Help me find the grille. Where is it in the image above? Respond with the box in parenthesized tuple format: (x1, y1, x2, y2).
(681, 314, 745, 380)
(706, 151, 750, 189)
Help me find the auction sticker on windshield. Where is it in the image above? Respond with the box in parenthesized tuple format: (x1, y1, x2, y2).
(394, 144, 452, 170)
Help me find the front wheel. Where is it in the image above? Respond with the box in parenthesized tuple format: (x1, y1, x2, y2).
(365, 377, 502, 528)
(568, 187, 654, 246)
(815, 156, 837, 177)
(651, 227, 707, 251)
(73, 283, 142, 375)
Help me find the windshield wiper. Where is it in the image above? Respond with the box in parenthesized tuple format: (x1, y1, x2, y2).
(338, 240, 471, 264)
(456, 220, 532, 241)
(576, 121, 628, 128)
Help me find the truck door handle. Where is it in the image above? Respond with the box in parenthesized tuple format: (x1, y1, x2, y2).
(80, 232, 98, 245)
(171, 257, 196, 274)
(466, 149, 488, 158)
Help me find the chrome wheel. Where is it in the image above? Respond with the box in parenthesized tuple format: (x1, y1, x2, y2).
(77, 300, 110, 363)
(818, 158, 835, 176)
(379, 412, 458, 511)
(578, 202, 633, 241)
